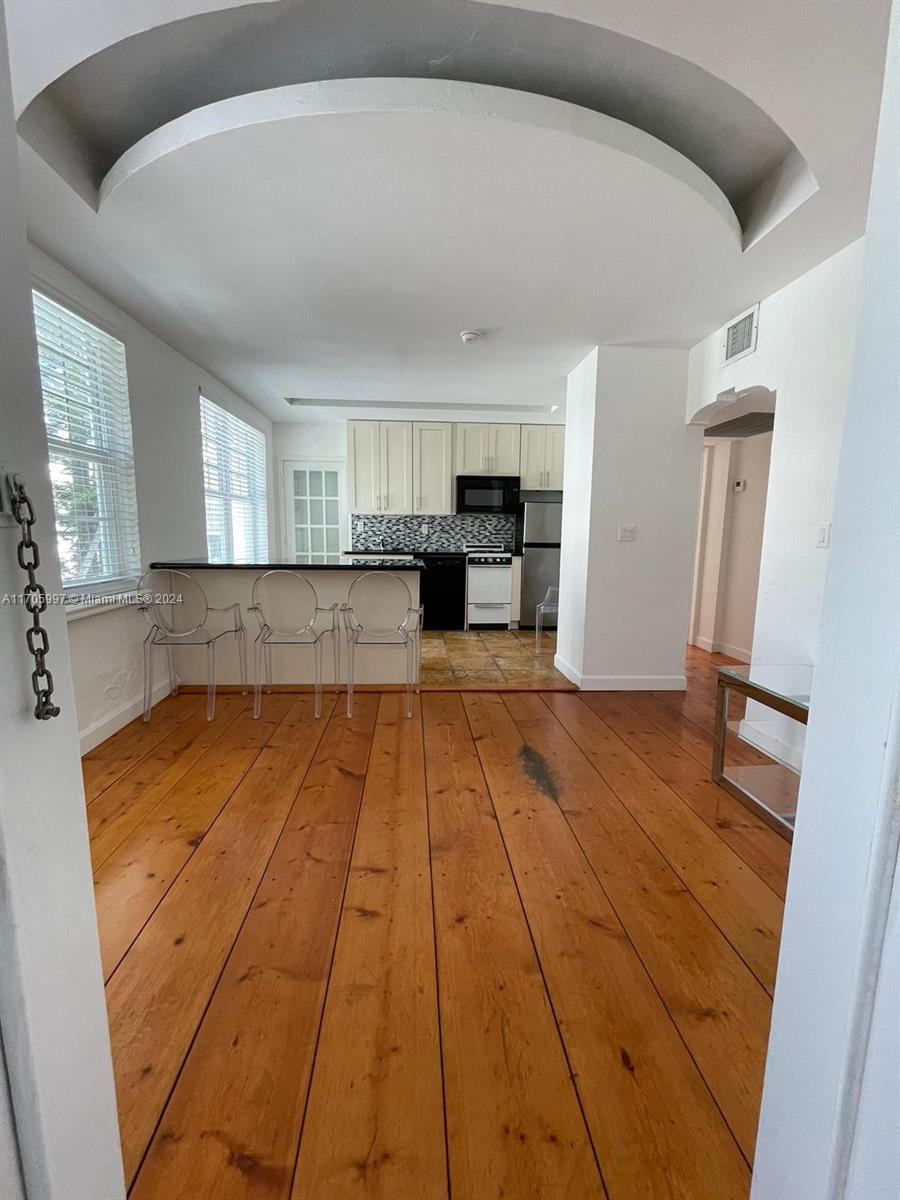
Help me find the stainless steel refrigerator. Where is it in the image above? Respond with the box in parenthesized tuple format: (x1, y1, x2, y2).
(520, 493, 562, 629)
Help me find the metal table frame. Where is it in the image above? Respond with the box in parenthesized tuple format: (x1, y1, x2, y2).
(713, 667, 809, 842)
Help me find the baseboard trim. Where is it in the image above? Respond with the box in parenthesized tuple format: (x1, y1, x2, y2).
(691, 636, 751, 663)
(79, 679, 172, 755)
(553, 655, 686, 691)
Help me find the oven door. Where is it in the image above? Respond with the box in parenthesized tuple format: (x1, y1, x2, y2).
(456, 476, 519, 514)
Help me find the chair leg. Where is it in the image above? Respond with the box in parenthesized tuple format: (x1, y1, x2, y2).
(313, 638, 323, 719)
(535, 607, 543, 654)
(332, 628, 339, 689)
(405, 639, 414, 718)
(253, 634, 264, 719)
(206, 641, 216, 721)
(346, 638, 355, 718)
(264, 643, 273, 694)
(238, 629, 248, 694)
(166, 645, 178, 695)
(142, 634, 155, 722)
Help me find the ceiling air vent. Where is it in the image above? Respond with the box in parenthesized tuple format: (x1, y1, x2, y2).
(721, 303, 760, 365)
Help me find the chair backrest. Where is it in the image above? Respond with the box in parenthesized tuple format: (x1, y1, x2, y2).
(139, 569, 208, 636)
(252, 570, 318, 635)
(347, 572, 412, 635)
(541, 586, 560, 608)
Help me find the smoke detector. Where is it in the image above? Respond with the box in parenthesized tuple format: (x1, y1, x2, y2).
(459, 329, 483, 345)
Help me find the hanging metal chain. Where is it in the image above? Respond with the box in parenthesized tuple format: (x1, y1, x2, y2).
(7, 474, 60, 720)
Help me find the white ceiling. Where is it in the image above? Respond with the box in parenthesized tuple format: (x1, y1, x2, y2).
(7, 0, 892, 424)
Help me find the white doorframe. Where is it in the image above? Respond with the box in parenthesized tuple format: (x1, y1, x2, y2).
(751, 7, 899, 1195)
(0, 7, 125, 1197)
(281, 459, 348, 560)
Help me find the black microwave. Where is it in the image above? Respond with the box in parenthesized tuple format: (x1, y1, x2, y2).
(456, 475, 520, 514)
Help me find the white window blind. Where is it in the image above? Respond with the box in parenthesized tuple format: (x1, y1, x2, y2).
(32, 289, 142, 588)
(199, 394, 268, 562)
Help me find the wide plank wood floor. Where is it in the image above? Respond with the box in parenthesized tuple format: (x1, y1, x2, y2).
(84, 647, 787, 1199)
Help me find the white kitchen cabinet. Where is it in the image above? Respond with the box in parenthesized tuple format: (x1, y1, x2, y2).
(546, 425, 565, 488)
(347, 420, 412, 513)
(412, 422, 452, 514)
(455, 423, 490, 475)
(454, 423, 521, 475)
(489, 424, 521, 475)
(380, 421, 413, 513)
(519, 424, 565, 489)
(347, 420, 381, 513)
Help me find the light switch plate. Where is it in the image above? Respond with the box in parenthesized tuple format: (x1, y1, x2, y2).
(814, 521, 831, 548)
(617, 524, 637, 543)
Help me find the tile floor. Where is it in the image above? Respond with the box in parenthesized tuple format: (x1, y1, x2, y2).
(420, 628, 573, 687)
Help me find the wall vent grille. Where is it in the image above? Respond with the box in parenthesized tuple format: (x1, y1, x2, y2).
(722, 303, 760, 364)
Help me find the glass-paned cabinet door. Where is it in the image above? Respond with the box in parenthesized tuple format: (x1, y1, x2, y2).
(284, 461, 345, 564)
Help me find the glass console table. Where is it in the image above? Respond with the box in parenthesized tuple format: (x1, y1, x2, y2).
(713, 664, 812, 841)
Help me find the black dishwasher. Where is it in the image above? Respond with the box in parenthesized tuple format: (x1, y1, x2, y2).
(419, 553, 466, 630)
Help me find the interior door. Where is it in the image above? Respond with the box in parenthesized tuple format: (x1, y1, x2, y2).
(546, 425, 566, 488)
(379, 421, 413, 513)
(490, 424, 522, 475)
(520, 425, 546, 489)
(0, 14, 125, 1196)
(413, 422, 452, 514)
(455, 423, 488, 474)
(346, 420, 381, 513)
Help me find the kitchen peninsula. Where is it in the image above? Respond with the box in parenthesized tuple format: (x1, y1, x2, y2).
(148, 556, 424, 685)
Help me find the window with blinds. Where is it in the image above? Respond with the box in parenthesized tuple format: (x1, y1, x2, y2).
(199, 394, 268, 562)
(32, 289, 142, 589)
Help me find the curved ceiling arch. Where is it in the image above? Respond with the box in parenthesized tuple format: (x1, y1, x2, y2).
(83, 79, 743, 418)
(18, 0, 813, 235)
(99, 77, 739, 239)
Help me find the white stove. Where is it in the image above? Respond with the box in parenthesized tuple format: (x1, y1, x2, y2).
(465, 543, 512, 628)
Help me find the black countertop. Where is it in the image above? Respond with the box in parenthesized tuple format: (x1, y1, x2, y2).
(345, 548, 513, 557)
(150, 557, 426, 572)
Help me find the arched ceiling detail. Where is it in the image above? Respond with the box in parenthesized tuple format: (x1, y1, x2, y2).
(18, 0, 813, 237)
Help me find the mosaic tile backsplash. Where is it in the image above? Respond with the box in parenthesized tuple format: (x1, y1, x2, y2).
(351, 513, 516, 552)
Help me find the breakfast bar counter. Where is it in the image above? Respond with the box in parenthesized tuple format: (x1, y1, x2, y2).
(148, 557, 424, 686)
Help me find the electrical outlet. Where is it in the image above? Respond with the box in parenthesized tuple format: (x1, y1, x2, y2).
(617, 524, 637, 543)
(420, 523, 430, 535)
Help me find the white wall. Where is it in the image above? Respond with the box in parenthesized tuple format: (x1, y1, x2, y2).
(0, 3, 125, 1191)
(692, 433, 772, 661)
(556, 347, 598, 677)
(557, 346, 702, 689)
(752, 5, 899, 1194)
(28, 246, 274, 749)
(717, 432, 771, 659)
(691, 440, 732, 652)
(688, 239, 864, 671)
(0, 1032, 24, 1200)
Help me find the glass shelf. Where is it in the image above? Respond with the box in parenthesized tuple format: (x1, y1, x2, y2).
(713, 664, 812, 841)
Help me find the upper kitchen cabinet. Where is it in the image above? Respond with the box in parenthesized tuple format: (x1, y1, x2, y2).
(454, 423, 521, 475)
(380, 421, 414, 513)
(347, 420, 381, 513)
(520, 424, 565, 489)
(347, 420, 413, 513)
(412, 422, 452, 514)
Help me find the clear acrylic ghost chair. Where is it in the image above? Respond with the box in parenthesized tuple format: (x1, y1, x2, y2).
(138, 569, 247, 722)
(247, 571, 338, 720)
(535, 585, 559, 653)
(341, 572, 423, 719)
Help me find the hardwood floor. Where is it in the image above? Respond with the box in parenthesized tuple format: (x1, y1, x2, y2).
(83, 646, 787, 1199)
